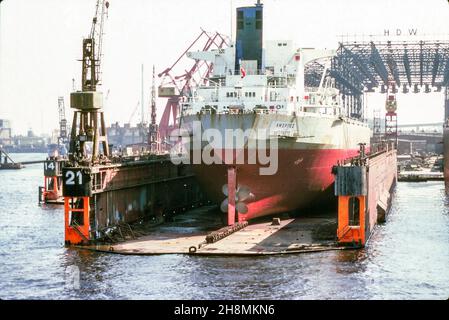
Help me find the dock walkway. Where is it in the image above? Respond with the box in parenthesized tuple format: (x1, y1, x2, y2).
(80, 207, 351, 256)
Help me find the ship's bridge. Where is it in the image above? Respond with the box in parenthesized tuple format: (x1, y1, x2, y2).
(182, 73, 303, 115)
(183, 40, 342, 117)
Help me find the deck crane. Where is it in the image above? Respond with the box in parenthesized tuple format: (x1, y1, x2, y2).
(69, 0, 110, 164)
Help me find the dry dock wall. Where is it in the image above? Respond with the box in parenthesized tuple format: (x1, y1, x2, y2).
(366, 149, 397, 231)
(92, 161, 202, 230)
(63, 157, 205, 244)
(335, 147, 397, 246)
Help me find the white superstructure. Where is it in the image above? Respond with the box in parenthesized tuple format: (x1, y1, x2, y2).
(182, 41, 342, 117)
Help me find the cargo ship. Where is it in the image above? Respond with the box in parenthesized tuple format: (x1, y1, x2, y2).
(177, 1, 371, 221)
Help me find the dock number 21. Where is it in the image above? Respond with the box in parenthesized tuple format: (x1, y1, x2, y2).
(65, 171, 83, 185)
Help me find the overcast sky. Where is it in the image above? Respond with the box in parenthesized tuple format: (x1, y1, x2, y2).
(1, 0, 449, 135)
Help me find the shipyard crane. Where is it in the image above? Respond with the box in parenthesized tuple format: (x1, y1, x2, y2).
(57, 97, 68, 146)
(385, 80, 398, 145)
(69, 0, 110, 164)
(149, 65, 160, 153)
(127, 101, 140, 124)
(157, 30, 230, 147)
(82, 0, 109, 92)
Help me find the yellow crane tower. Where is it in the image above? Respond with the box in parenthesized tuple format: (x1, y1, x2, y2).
(69, 0, 110, 164)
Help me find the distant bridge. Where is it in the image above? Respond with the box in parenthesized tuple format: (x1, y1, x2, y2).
(397, 122, 443, 128)
(398, 132, 442, 138)
(397, 132, 443, 154)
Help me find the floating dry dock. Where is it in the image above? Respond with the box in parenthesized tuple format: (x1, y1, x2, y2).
(81, 210, 345, 256)
(39, 157, 67, 204)
(63, 155, 205, 245)
(334, 144, 397, 245)
(68, 144, 397, 256)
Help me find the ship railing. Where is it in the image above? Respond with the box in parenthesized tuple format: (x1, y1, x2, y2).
(338, 140, 397, 167)
(182, 108, 294, 116)
(303, 104, 342, 109)
(267, 82, 289, 88)
(195, 85, 222, 91)
(212, 69, 293, 78)
(226, 69, 270, 76)
(303, 105, 342, 114)
(267, 99, 288, 103)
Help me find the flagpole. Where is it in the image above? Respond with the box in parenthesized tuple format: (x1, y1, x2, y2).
(230, 0, 233, 42)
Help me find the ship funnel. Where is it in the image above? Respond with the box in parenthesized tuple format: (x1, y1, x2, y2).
(235, 2, 263, 73)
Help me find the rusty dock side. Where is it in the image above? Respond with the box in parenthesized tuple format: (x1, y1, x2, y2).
(63, 155, 205, 245)
(73, 144, 398, 256)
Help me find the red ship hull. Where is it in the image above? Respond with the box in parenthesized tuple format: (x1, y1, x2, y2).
(191, 148, 361, 221)
(180, 113, 371, 221)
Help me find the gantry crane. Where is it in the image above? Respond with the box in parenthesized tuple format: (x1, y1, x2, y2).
(69, 0, 110, 164)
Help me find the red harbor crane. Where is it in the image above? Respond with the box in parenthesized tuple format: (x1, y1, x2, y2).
(157, 30, 230, 148)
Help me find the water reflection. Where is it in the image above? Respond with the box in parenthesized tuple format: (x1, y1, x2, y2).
(0, 155, 448, 299)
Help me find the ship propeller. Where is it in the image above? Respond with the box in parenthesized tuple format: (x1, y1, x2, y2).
(220, 198, 229, 213)
(220, 184, 253, 214)
(237, 185, 251, 202)
(236, 202, 249, 214)
(222, 184, 229, 197)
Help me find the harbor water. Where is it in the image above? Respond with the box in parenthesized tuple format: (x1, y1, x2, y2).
(0, 154, 448, 300)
